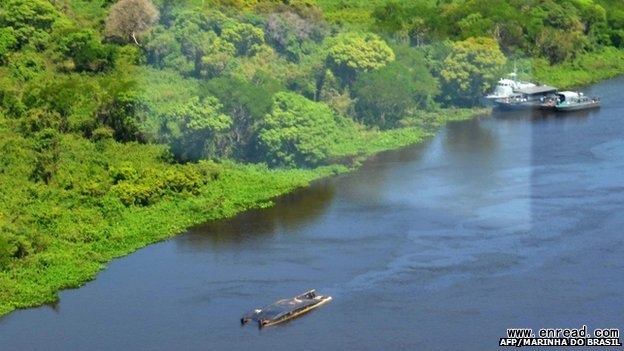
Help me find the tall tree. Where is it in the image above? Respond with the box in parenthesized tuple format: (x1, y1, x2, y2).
(353, 45, 439, 129)
(534, 27, 585, 64)
(258, 92, 338, 168)
(203, 76, 282, 160)
(105, 0, 159, 45)
(170, 11, 226, 77)
(142, 25, 187, 70)
(221, 23, 265, 57)
(0, 0, 59, 48)
(325, 32, 395, 86)
(57, 29, 116, 72)
(440, 36, 506, 107)
(159, 96, 231, 162)
(372, 2, 436, 46)
(264, 11, 325, 62)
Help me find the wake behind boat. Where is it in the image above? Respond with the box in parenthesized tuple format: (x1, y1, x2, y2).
(241, 289, 332, 328)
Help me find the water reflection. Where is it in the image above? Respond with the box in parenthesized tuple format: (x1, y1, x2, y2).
(443, 117, 498, 154)
(326, 140, 433, 211)
(441, 118, 505, 201)
(534, 108, 595, 121)
(43, 300, 60, 314)
(178, 181, 336, 249)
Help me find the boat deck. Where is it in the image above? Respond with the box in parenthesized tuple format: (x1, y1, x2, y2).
(241, 290, 332, 328)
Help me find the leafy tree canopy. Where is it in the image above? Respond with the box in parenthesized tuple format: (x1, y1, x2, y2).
(0, 0, 59, 48)
(158, 96, 231, 162)
(105, 0, 160, 45)
(258, 92, 338, 168)
(354, 44, 438, 128)
(440, 36, 507, 107)
(325, 31, 395, 85)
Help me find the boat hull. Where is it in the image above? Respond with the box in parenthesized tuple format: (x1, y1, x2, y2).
(241, 290, 332, 328)
(260, 296, 332, 327)
(554, 101, 601, 112)
(494, 100, 541, 111)
(494, 85, 558, 112)
(543, 92, 601, 112)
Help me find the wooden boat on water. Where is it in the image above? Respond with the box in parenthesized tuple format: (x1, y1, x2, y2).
(241, 289, 332, 328)
(540, 91, 601, 112)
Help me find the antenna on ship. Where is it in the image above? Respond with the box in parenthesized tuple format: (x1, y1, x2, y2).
(509, 62, 518, 83)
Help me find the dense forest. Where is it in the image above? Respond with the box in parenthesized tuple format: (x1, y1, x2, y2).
(1, 0, 624, 316)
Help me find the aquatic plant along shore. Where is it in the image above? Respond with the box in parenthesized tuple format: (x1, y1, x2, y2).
(2, 0, 624, 316)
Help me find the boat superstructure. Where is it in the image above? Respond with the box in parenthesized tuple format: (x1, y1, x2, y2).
(484, 68, 537, 103)
(494, 85, 558, 110)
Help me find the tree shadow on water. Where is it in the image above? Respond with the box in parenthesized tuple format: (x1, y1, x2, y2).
(176, 181, 337, 249)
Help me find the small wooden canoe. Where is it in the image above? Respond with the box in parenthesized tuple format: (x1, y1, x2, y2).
(241, 289, 332, 328)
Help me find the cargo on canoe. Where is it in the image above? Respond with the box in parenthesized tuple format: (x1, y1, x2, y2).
(240, 289, 332, 328)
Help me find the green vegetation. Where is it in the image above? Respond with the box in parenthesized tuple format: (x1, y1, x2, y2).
(1, 0, 624, 316)
(440, 37, 506, 106)
(317, 0, 624, 88)
(532, 47, 624, 87)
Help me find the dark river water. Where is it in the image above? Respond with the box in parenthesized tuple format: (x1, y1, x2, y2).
(2, 77, 624, 350)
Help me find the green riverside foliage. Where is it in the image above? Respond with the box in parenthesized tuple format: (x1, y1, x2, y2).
(532, 47, 624, 88)
(258, 91, 338, 168)
(440, 37, 507, 106)
(325, 31, 395, 85)
(1, 0, 624, 317)
(353, 44, 438, 128)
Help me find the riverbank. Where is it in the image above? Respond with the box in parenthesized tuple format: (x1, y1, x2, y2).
(0, 108, 479, 317)
(2, 66, 623, 317)
(2, 75, 622, 351)
(533, 47, 624, 89)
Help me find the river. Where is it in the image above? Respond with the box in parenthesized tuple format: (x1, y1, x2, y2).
(1, 77, 623, 350)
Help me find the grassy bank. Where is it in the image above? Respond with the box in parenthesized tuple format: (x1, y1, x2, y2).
(0, 161, 341, 316)
(533, 48, 624, 88)
(0, 108, 478, 317)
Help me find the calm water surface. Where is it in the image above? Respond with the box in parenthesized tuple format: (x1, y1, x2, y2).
(1, 77, 623, 350)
